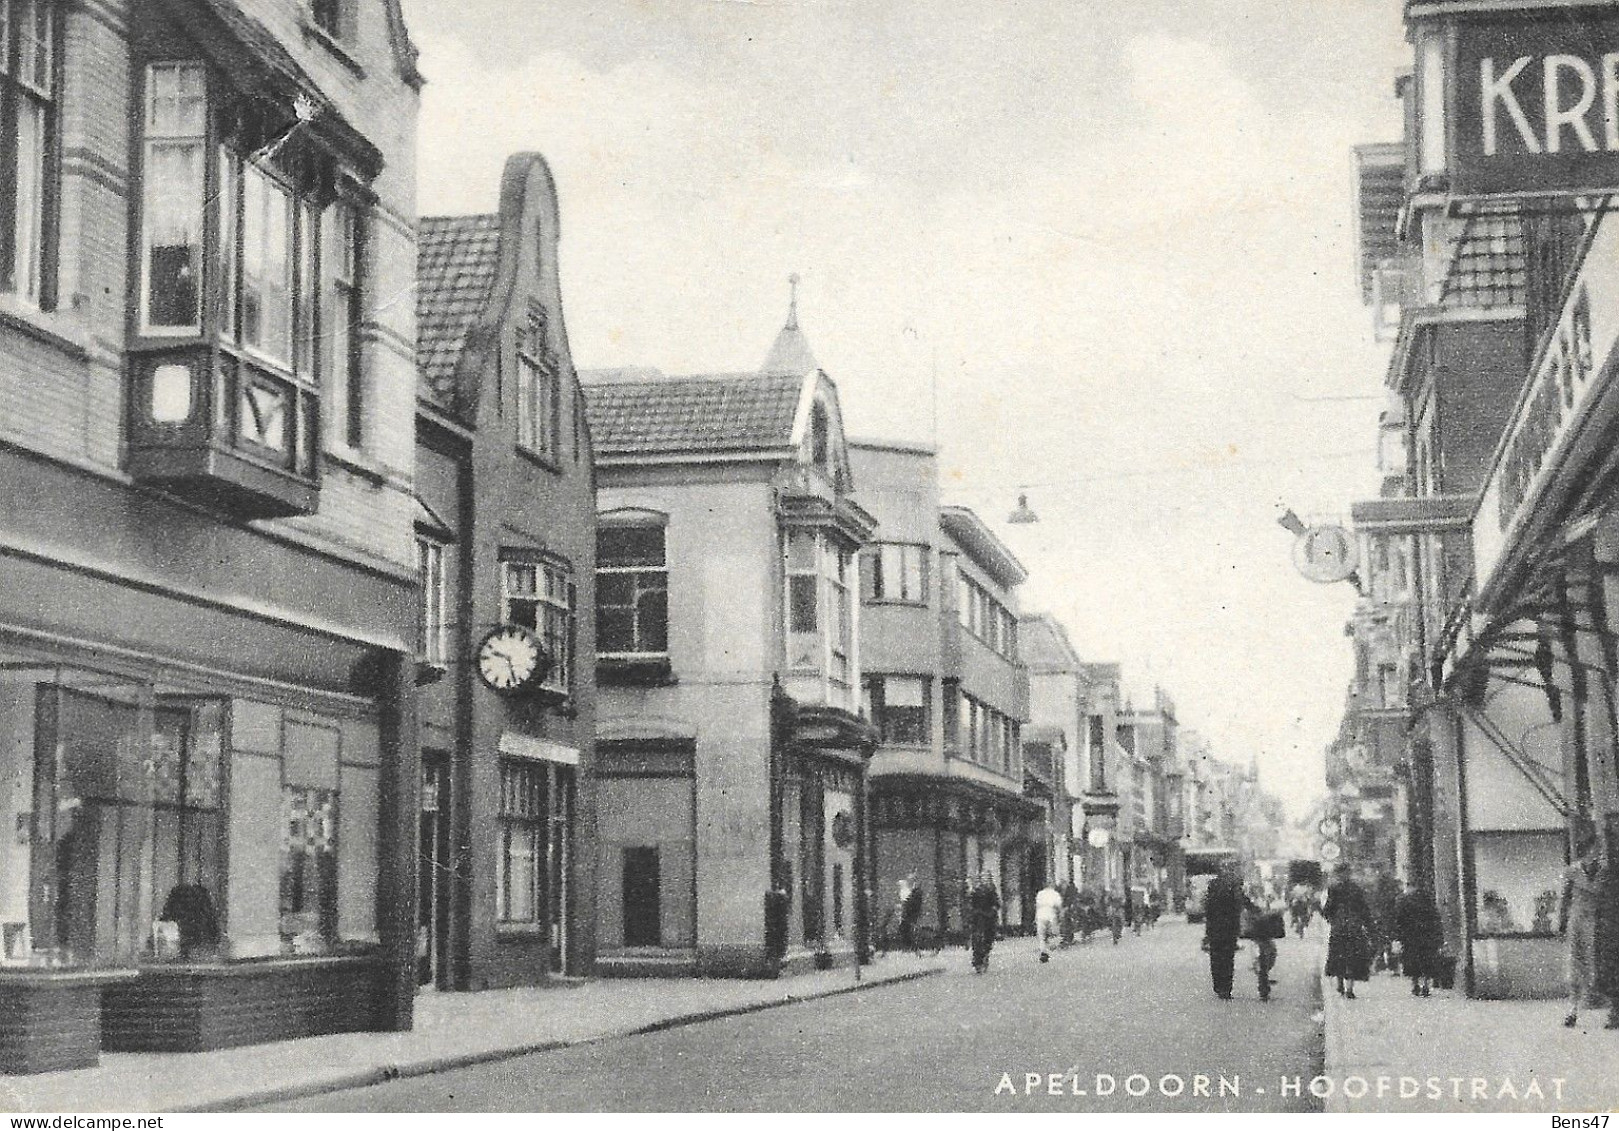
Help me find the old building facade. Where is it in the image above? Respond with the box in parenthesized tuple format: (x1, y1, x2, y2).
(851, 436, 1035, 939)
(582, 310, 877, 977)
(0, 0, 424, 1072)
(414, 153, 597, 991)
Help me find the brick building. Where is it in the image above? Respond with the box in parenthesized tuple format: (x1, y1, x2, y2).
(0, 0, 423, 1072)
(414, 153, 597, 991)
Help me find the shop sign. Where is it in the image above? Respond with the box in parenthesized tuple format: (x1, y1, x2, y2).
(1448, 13, 1619, 199)
(1475, 217, 1619, 598)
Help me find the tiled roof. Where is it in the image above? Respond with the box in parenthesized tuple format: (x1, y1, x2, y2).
(1440, 214, 1526, 309)
(1354, 143, 1406, 304)
(417, 214, 502, 406)
(582, 373, 805, 457)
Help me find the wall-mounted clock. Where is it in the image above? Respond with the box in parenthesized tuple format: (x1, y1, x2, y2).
(1291, 524, 1359, 584)
(475, 624, 550, 694)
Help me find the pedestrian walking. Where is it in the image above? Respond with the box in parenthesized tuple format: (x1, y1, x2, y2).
(1323, 867, 1374, 999)
(1393, 878, 1442, 998)
(1203, 861, 1247, 1000)
(1060, 878, 1081, 946)
(968, 871, 1000, 974)
(1562, 827, 1610, 1028)
(1034, 882, 1063, 962)
(897, 872, 923, 952)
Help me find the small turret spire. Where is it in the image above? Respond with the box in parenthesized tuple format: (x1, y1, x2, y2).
(760, 271, 819, 375)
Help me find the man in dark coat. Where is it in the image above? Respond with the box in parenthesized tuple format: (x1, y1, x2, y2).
(1203, 861, 1247, 1000)
(1393, 879, 1442, 997)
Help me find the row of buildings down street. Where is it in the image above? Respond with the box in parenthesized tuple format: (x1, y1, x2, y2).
(1335, 0, 1619, 1002)
(0, 0, 1285, 1076)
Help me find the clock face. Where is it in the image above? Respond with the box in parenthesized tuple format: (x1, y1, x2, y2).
(1291, 524, 1359, 584)
(476, 625, 543, 693)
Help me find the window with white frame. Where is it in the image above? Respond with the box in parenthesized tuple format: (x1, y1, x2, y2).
(862, 543, 927, 603)
(864, 675, 929, 746)
(497, 759, 544, 924)
(516, 302, 560, 460)
(784, 528, 857, 707)
(135, 61, 361, 477)
(597, 524, 668, 658)
(1, 0, 55, 307)
(416, 536, 447, 666)
(327, 201, 363, 447)
(140, 62, 206, 333)
(502, 559, 574, 696)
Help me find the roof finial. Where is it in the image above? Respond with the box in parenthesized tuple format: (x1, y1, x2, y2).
(786, 273, 800, 330)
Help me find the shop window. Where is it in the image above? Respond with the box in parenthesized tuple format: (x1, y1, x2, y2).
(866, 675, 929, 746)
(279, 785, 337, 951)
(3, 669, 225, 968)
(1471, 830, 1565, 936)
(498, 759, 545, 925)
(861, 542, 928, 603)
(502, 558, 574, 697)
(1, 0, 57, 308)
(597, 524, 668, 657)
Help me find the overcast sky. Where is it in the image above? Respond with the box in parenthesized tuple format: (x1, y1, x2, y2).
(401, 0, 1415, 820)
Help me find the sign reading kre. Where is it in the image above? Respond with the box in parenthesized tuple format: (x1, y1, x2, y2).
(1450, 14, 1619, 198)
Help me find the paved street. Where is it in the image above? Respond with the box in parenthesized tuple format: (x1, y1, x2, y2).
(267, 922, 1324, 1112)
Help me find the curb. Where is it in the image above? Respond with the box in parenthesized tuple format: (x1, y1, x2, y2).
(188, 965, 946, 1113)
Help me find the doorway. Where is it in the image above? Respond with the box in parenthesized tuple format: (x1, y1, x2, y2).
(622, 846, 661, 946)
(418, 754, 449, 987)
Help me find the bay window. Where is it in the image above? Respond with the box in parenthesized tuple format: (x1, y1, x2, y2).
(865, 675, 929, 746)
(129, 57, 374, 518)
(862, 543, 927, 603)
(783, 528, 858, 709)
(503, 559, 575, 697)
(140, 62, 205, 332)
(1, 0, 54, 307)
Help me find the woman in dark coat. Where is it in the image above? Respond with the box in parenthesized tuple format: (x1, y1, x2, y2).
(1323, 868, 1374, 999)
(1393, 880, 1442, 997)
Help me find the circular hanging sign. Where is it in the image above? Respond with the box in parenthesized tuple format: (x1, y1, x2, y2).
(1291, 524, 1359, 584)
(1319, 841, 1342, 862)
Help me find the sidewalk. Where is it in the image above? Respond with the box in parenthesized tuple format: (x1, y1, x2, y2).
(1321, 961, 1619, 1113)
(0, 951, 945, 1114)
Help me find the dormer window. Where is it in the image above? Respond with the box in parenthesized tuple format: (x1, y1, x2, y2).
(810, 403, 830, 470)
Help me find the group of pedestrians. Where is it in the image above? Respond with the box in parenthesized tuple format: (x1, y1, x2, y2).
(1201, 861, 1283, 1001)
